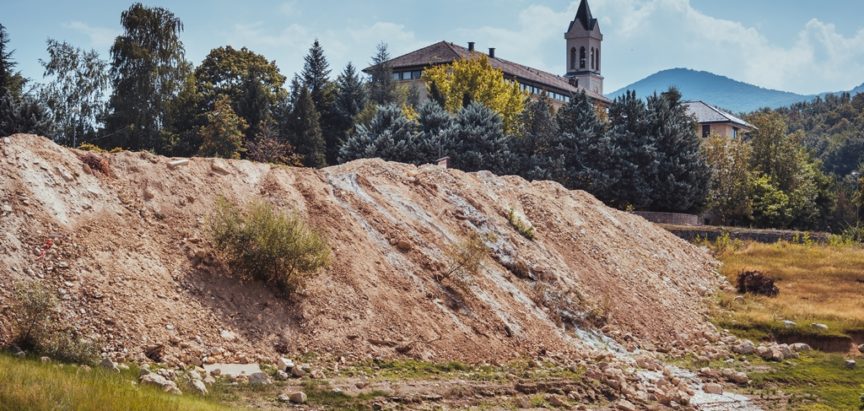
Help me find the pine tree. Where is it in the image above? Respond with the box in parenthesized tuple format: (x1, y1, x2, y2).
(0, 23, 19, 97)
(368, 42, 395, 106)
(0, 24, 52, 137)
(198, 94, 246, 159)
(646, 88, 710, 213)
(552, 91, 614, 196)
(333, 63, 366, 152)
(446, 103, 513, 174)
(301, 40, 339, 164)
(606, 90, 656, 209)
(290, 86, 326, 167)
(415, 101, 455, 162)
(339, 104, 418, 163)
(512, 96, 559, 180)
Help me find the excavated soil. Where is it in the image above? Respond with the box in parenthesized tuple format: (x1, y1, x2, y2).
(0, 134, 724, 366)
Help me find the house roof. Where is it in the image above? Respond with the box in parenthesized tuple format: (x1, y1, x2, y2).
(365, 41, 610, 103)
(570, 0, 598, 32)
(684, 100, 756, 130)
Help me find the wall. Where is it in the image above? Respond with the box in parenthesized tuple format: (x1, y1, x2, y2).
(632, 211, 702, 226)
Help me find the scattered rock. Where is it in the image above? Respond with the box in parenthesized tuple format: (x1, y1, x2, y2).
(845, 359, 856, 369)
(100, 358, 120, 373)
(546, 394, 567, 407)
(219, 330, 236, 341)
(210, 160, 231, 175)
(167, 159, 189, 169)
(278, 357, 295, 372)
(615, 399, 637, 411)
(782, 320, 797, 329)
(790, 343, 812, 352)
(40, 356, 51, 363)
(291, 366, 306, 378)
(732, 340, 755, 355)
(757, 346, 784, 362)
(810, 323, 829, 331)
(140, 373, 182, 395)
(191, 379, 208, 396)
(275, 370, 289, 381)
(289, 391, 307, 404)
(858, 344, 864, 353)
(703, 383, 723, 394)
(247, 372, 271, 385)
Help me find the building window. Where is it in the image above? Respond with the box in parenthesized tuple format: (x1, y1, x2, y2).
(590, 48, 595, 70)
(570, 47, 576, 70)
(579, 47, 586, 69)
(733, 127, 739, 138)
(702, 124, 711, 138)
(596, 49, 600, 72)
(391, 72, 400, 81)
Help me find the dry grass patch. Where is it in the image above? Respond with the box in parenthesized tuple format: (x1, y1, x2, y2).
(712, 241, 864, 338)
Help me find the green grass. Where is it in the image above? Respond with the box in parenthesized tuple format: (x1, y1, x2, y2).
(746, 352, 864, 410)
(0, 354, 234, 411)
(339, 358, 584, 382)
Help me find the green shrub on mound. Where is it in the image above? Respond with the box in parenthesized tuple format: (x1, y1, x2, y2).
(209, 197, 331, 295)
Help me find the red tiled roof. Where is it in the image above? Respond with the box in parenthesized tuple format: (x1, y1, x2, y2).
(365, 41, 610, 104)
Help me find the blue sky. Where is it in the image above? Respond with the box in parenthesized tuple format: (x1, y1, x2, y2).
(4, 0, 864, 95)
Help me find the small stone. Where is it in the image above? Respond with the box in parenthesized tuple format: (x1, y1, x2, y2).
(845, 359, 856, 369)
(1, 204, 12, 213)
(277, 394, 291, 403)
(278, 357, 295, 372)
(40, 356, 51, 363)
(167, 159, 189, 169)
(191, 379, 208, 395)
(210, 160, 231, 175)
(790, 343, 812, 352)
(140, 373, 182, 395)
(546, 394, 567, 407)
(615, 399, 637, 411)
(248, 372, 271, 385)
(732, 340, 755, 355)
(703, 383, 723, 394)
(810, 323, 829, 331)
(729, 371, 749, 385)
(220, 330, 236, 341)
(858, 344, 864, 353)
(100, 358, 120, 373)
(289, 392, 307, 404)
(291, 366, 306, 378)
(275, 370, 289, 381)
(783, 320, 797, 329)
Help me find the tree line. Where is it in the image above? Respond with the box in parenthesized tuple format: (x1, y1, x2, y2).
(0, 3, 859, 233)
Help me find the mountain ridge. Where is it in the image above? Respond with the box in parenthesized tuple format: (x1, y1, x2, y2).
(608, 68, 863, 113)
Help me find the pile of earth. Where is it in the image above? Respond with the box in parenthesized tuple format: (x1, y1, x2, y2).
(0, 134, 724, 368)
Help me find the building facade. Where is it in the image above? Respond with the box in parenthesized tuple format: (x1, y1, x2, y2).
(364, 0, 610, 109)
(683, 101, 757, 138)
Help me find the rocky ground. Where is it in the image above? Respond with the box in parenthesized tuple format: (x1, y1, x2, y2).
(0, 134, 766, 409)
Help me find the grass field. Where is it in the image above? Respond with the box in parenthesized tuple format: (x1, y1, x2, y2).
(704, 238, 864, 410)
(711, 239, 864, 341)
(0, 354, 231, 411)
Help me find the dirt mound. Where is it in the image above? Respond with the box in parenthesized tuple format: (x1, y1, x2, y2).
(0, 134, 723, 365)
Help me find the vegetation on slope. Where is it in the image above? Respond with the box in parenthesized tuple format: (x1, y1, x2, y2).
(0, 354, 228, 411)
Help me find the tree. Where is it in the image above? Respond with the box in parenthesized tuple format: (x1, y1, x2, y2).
(367, 42, 395, 106)
(0, 23, 52, 137)
(300, 40, 338, 164)
(604, 91, 656, 209)
(702, 134, 754, 225)
(246, 118, 302, 165)
(195, 46, 286, 140)
(339, 104, 419, 164)
(198, 94, 246, 159)
(333, 63, 366, 144)
(511, 95, 559, 180)
(0, 23, 25, 99)
(422, 55, 527, 133)
(103, 3, 188, 152)
(645, 88, 710, 213)
(289, 86, 326, 167)
(414, 101, 455, 162)
(38, 39, 109, 146)
(446, 103, 513, 173)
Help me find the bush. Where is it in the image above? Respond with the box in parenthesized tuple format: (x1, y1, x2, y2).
(736, 270, 779, 297)
(507, 208, 535, 240)
(441, 232, 489, 281)
(7, 281, 99, 364)
(208, 197, 331, 295)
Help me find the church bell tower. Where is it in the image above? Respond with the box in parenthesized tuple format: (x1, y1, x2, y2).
(565, 0, 604, 95)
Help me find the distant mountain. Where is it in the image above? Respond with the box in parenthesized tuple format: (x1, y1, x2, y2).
(608, 68, 817, 113)
(850, 82, 864, 96)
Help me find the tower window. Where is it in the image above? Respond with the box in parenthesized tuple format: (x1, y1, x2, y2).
(596, 49, 600, 72)
(590, 48, 595, 70)
(579, 47, 586, 69)
(570, 47, 576, 70)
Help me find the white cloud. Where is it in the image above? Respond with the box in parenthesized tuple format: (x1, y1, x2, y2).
(63, 21, 119, 49)
(226, 20, 424, 80)
(590, 0, 864, 93)
(279, 1, 300, 17)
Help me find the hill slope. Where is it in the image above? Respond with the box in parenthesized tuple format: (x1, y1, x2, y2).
(609, 68, 813, 112)
(0, 135, 723, 367)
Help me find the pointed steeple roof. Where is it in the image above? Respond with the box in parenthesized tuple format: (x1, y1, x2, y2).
(572, 0, 598, 31)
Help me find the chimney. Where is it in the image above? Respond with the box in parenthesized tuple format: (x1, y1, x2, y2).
(468, 42, 475, 52)
(488, 48, 496, 58)
(436, 156, 450, 168)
